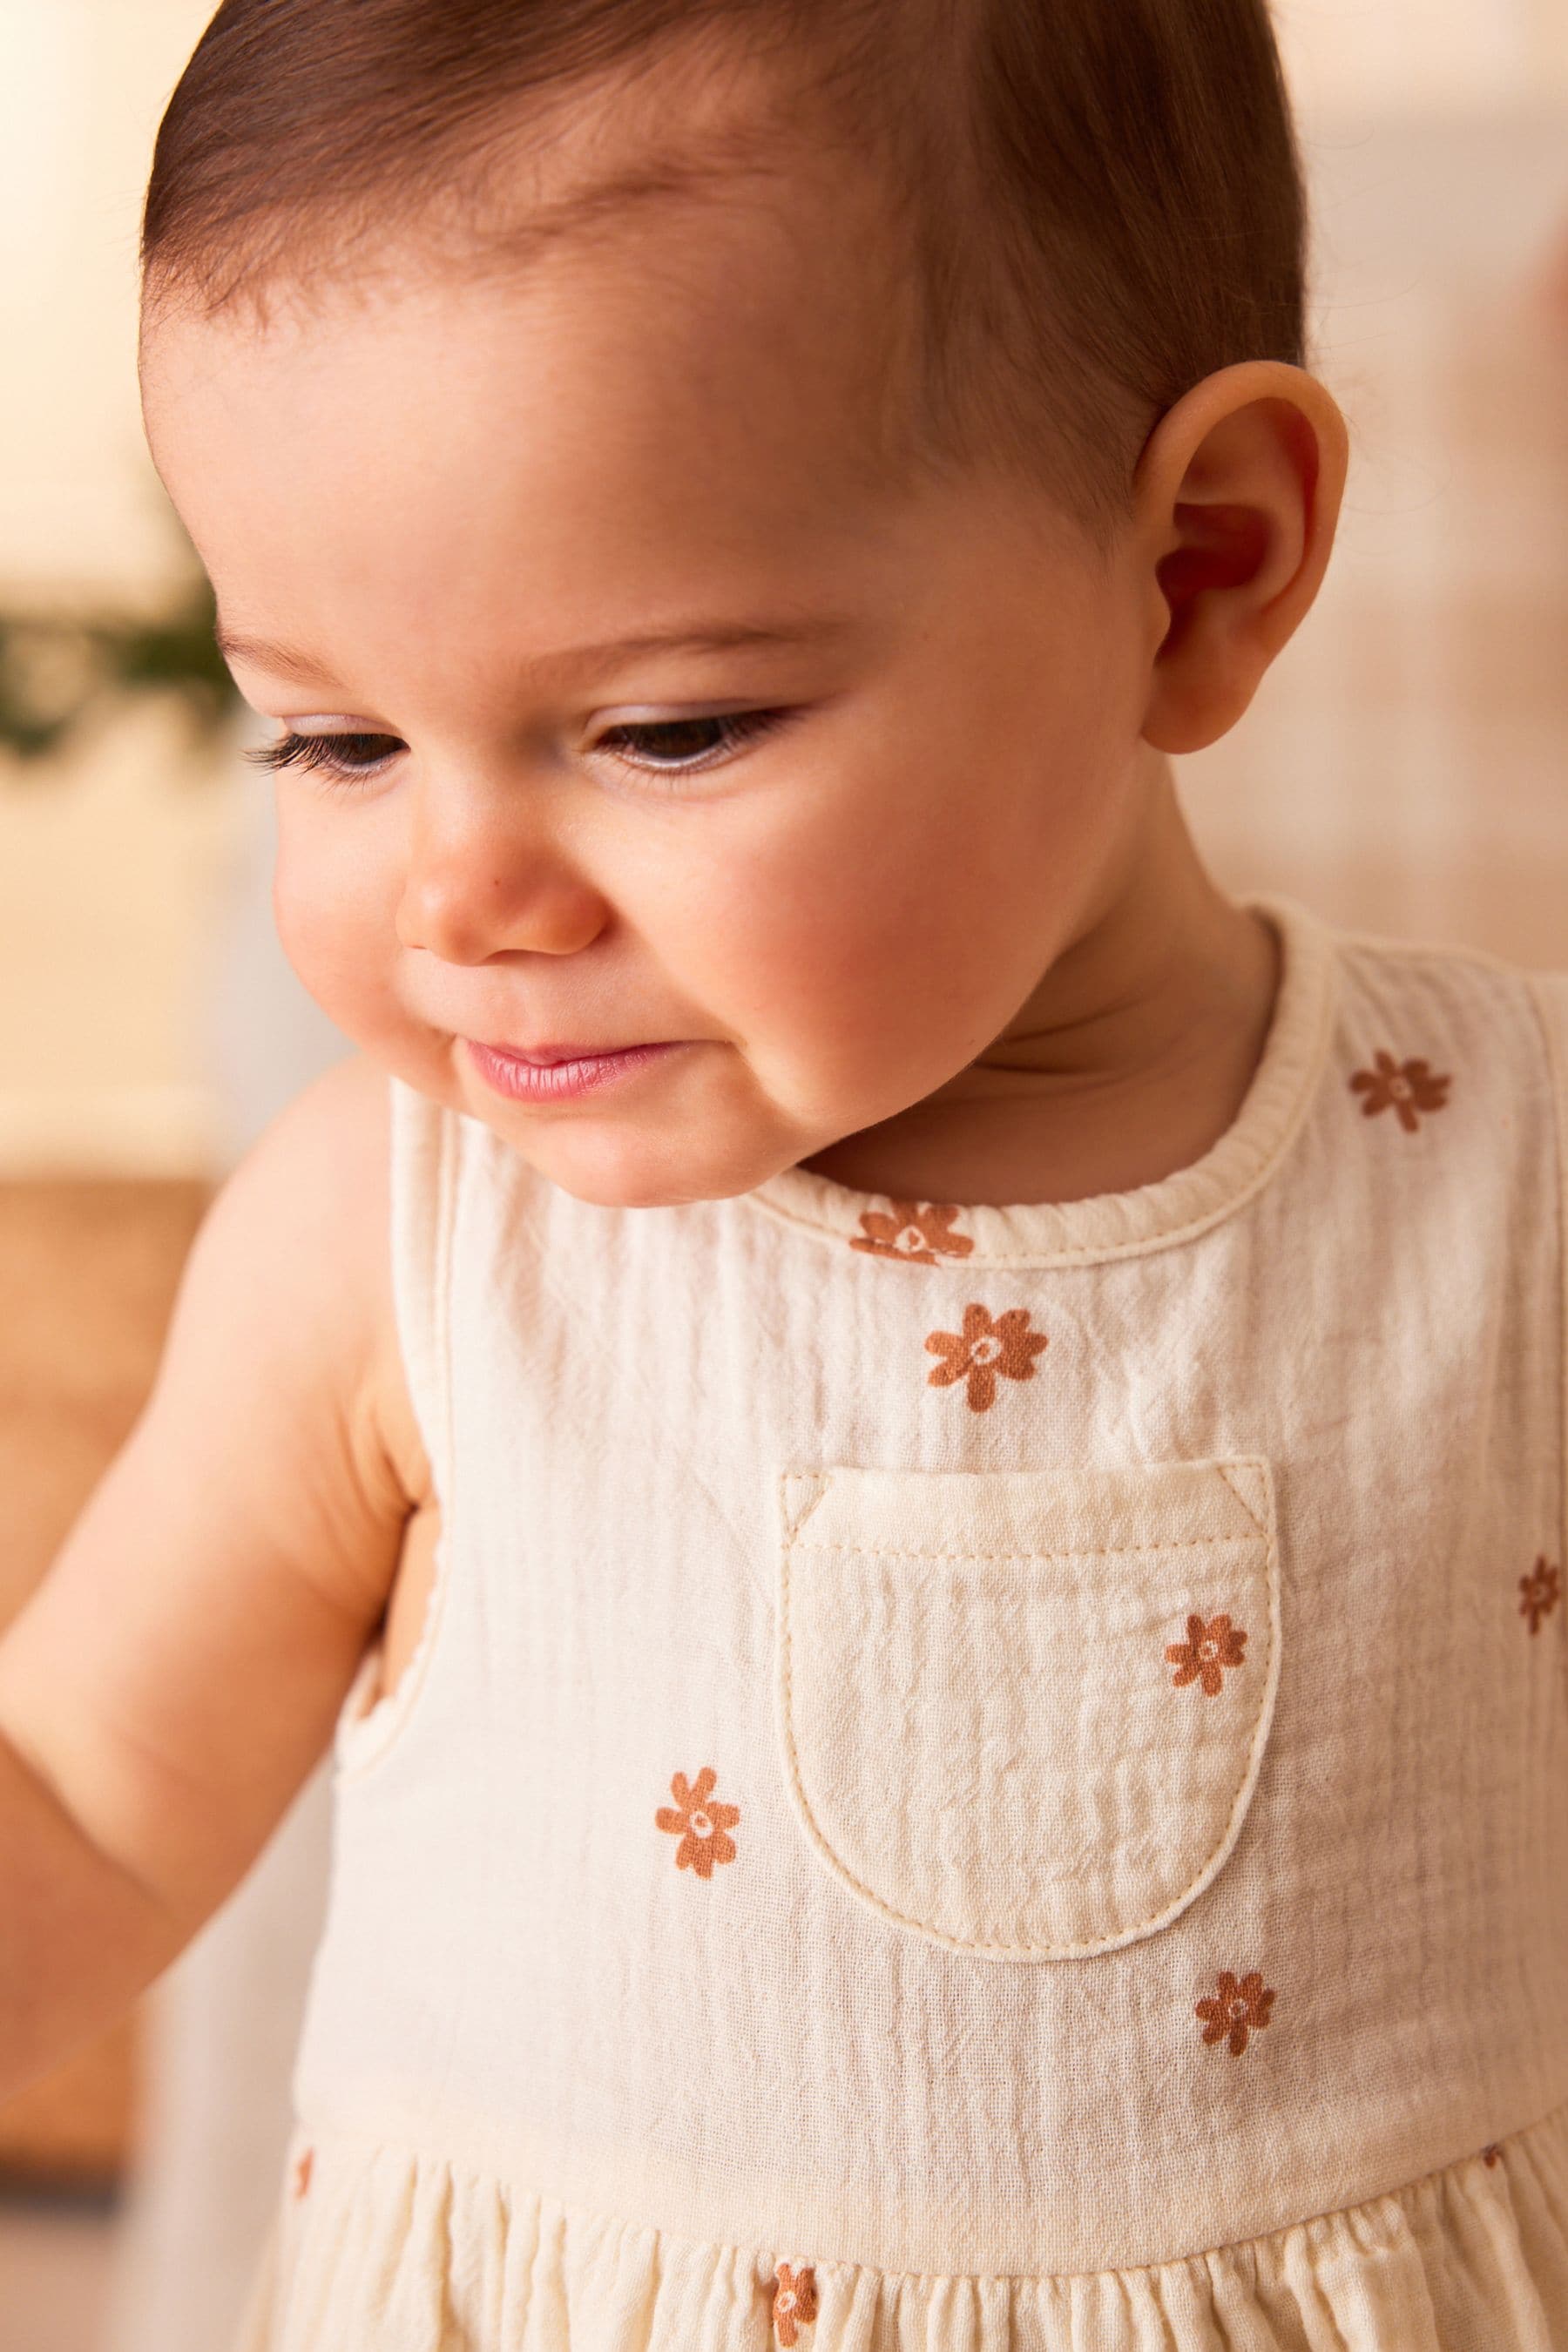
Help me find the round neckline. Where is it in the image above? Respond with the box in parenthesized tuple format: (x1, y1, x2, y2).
(745, 893, 1340, 1269)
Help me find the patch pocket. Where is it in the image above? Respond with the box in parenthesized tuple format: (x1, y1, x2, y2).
(776, 1458, 1281, 1962)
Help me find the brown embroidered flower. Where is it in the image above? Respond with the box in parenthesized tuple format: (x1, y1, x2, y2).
(1349, 1051, 1451, 1133)
(850, 1200, 975, 1266)
(655, 1766, 740, 1878)
(1483, 2144, 1502, 2166)
(1195, 1970, 1275, 2056)
(293, 2147, 314, 2199)
(773, 2262, 818, 2344)
(925, 1304, 1048, 1410)
(1519, 1556, 1562, 1635)
(1166, 1612, 1248, 1695)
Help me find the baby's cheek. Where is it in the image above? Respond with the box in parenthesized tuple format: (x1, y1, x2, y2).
(693, 833, 1000, 1119)
(271, 831, 403, 1048)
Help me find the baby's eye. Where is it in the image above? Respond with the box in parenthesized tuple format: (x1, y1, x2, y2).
(244, 729, 404, 784)
(591, 709, 788, 776)
(243, 710, 791, 791)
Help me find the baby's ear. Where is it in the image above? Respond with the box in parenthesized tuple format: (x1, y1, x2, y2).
(1132, 361, 1348, 755)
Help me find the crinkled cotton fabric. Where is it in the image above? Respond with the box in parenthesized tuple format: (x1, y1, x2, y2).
(237, 897, 1568, 2349)
(239, 2105, 1568, 2350)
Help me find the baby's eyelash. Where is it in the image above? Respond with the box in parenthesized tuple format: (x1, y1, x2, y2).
(593, 708, 790, 775)
(244, 730, 402, 784)
(242, 708, 794, 793)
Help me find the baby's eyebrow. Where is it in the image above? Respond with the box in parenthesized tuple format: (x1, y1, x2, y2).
(214, 613, 855, 686)
(214, 630, 338, 685)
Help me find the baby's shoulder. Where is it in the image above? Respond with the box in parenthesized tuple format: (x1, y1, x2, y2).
(213, 1051, 392, 1313)
(190, 1054, 429, 1523)
(1329, 918, 1568, 1076)
(1332, 916, 1558, 991)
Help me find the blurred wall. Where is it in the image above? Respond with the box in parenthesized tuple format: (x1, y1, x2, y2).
(1274, 0, 1568, 112)
(0, 1, 214, 591)
(0, 0, 240, 1179)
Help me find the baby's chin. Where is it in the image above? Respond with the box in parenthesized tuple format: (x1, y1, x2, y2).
(458, 1095, 814, 1213)
(368, 1025, 844, 1208)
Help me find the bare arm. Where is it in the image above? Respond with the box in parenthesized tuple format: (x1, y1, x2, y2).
(0, 1055, 426, 2101)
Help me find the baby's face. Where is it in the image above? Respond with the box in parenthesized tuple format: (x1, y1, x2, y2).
(143, 133, 1159, 1207)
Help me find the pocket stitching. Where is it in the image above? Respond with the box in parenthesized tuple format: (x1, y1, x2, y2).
(1215, 1458, 1267, 1534)
(781, 1469, 832, 1544)
(776, 1459, 1281, 1961)
(784, 1533, 1262, 1563)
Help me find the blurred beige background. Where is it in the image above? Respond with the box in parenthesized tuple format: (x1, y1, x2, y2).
(0, 3, 1565, 2350)
(0, 2, 240, 1178)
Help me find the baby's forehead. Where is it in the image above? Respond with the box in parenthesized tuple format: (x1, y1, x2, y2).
(139, 137, 956, 693)
(143, 95, 927, 510)
(155, 34, 906, 343)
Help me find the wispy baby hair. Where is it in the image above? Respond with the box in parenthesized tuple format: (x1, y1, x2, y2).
(142, 0, 1309, 536)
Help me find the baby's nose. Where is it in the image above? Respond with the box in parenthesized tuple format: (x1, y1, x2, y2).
(396, 787, 605, 965)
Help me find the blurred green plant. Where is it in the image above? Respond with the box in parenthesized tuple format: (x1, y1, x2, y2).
(0, 570, 240, 773)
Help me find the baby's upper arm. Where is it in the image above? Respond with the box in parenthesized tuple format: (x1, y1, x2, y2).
(0, 1054, 423, 1929)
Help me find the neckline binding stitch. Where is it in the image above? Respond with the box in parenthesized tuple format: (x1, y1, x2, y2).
(743, 892, 1339, 1270)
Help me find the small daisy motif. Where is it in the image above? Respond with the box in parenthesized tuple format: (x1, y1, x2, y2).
(924, 1303, 1048, 1411)
(1195, 1970, 1275, 2057)
(1166, 1612, 1247, 1695)
(1519, 1556, 1562, 1635)
(654, 1767, 740, 1878)
(1349, 1051, 1451, 1133)
(292, 2147, 314, 2199)
(773, 2262, 818, 2345)
(851, 1200, 975, 1266)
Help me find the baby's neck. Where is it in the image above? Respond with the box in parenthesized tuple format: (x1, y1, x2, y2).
(801, 774, 1281, 1211)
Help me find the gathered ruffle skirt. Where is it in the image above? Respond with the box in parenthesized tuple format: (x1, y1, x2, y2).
(235, 2094, 1568, 2350)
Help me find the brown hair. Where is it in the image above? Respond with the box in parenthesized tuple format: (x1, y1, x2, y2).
(142, 0, 1308, 535)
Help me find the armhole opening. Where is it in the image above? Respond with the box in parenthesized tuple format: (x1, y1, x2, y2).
(335, 1078, 460, 1780)
(1528, 975, 1568, 1578)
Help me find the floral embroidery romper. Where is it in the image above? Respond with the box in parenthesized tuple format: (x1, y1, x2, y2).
(237, 895, 1568, 2350)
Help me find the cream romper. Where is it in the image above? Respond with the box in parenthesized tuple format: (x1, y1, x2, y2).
(237, 893, 1568, 2349)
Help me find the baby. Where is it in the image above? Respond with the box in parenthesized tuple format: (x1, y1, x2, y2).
(3, 0, 1567, 2346)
